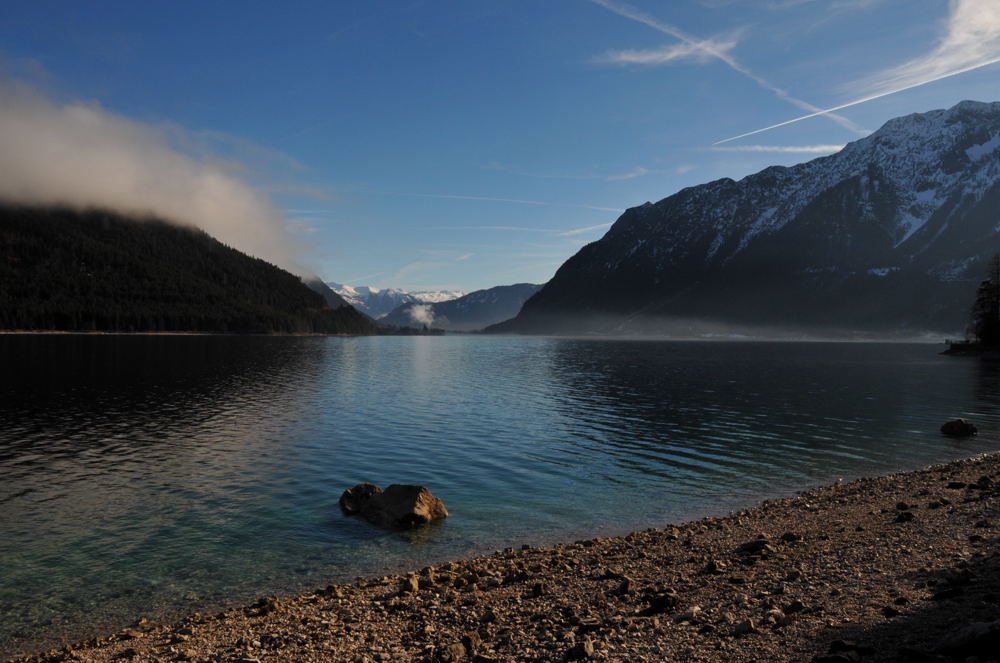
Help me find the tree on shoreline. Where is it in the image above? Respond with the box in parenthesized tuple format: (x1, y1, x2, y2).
(972, 254, 1000, 346)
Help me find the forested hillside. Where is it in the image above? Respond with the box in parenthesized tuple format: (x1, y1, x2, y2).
(0, 204, 376, 334)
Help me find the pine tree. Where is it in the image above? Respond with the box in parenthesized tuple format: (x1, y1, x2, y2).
(972, 254, 1000, 346)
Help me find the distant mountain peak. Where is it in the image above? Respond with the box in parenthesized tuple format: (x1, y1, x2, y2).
(380, 283, 542, 331)
(491, 100, 1000, 337)
(327, 282, 465, 318)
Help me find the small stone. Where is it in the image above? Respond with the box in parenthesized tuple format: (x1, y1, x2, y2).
(642, 590, 679, 615)
(895, 511, 915, 523)
(617, 576, 636, 594)
(896, 502, 910, 510)
(882, 606, 901, 618)
(565, 637, 595, 660)
(439, 642, 466, 662)
(765, 607, 786, 622)
(704, 560, 727, 574)
(462, 633, 482, 656)
(734, 619, 757, 635)
(737, 539, 772, 555)
(401, 575, 420, 594)
(531, 582, 549, 597)
(780, 532, 802, 542)
(673, 605, 702, 623)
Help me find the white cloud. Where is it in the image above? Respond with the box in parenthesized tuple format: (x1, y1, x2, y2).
(590, 0, 864, 135)
(407, 304, 436, 326)
(597, 37, 738, 66)
(716, 0, 1000, 144)
(852, 0, 1000, 96)
(0, 78, 308, 274)
(387, 191, 623, 213)
(710, 144, 845, 153)
(606, 166, 650, 181)
(557, 222, 614, 237)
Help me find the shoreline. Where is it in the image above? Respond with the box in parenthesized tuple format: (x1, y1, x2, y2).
(7, 453, 1000, 663)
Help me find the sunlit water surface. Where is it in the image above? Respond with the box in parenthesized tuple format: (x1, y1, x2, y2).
(2, 335, 999, 655)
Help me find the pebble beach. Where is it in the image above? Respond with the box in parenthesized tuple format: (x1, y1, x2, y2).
(8, 453, 1000, 663)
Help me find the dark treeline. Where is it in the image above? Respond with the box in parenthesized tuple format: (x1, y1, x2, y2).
(0, 204, 376, 334)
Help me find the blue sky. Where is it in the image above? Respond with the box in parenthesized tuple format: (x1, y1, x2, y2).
(2, 0, 1000, 291)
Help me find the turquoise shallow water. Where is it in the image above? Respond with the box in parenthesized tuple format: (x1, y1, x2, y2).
(1, 335, 999, 656)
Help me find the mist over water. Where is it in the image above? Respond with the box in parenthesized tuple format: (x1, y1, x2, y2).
(2, 335, 999, 656)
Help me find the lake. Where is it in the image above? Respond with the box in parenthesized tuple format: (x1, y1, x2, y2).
(1, 335, 998, 656)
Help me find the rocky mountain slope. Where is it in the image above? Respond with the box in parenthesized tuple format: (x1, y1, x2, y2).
(492, 100, 1000, 337)
(380, 283, 543, 331)
(0, 204, 376, 334)
(327, 283, 464, 319)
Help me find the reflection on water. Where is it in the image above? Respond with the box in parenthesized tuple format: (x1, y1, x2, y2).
(1, 336, 998, 656)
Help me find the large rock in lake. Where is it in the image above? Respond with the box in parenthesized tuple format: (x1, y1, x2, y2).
(941, 418, 978, 437)
(339, 483, 448, 529)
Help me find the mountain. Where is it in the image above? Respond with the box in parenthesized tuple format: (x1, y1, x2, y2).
(380, 283, 543, 331)
(327, 282, 465, 318)
(491, 100, 1000, 337)
(0, 204, 377, 334)
(303, 278, 353, 310)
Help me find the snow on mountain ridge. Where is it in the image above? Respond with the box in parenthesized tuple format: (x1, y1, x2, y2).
(604, 100, 1000, 273)
(326, 282, 465, 318)
(494, 100, 1000, 336)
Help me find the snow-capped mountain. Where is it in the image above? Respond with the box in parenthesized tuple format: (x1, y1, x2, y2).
(380, 283, 542, 331)
(326, 282, 464, 319)
(491, 100, 1000, 336)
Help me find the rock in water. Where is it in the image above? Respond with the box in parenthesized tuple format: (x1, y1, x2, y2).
(339, 483, 382, 514)
(941, 419, 978, 437)
(339, 483, 448, 529)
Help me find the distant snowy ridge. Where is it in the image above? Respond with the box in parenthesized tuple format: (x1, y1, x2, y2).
(326, 282, 464, 318)
(380, 283, 542, 331)
(492, 100, 1000, 336)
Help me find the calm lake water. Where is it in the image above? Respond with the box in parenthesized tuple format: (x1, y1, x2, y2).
(2, 335, 999, 655)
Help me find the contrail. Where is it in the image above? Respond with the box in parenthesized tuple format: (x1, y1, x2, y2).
(590, 0, 865, 135)
(714, 55, 1000, 145)
(384, 191, 624, 213)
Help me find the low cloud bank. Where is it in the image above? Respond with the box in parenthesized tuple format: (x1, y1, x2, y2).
(0, 79, 305, 274)
(408, 304, 436, 326)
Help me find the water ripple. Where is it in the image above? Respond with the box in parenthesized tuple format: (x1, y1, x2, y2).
(1, 336, 999, 656)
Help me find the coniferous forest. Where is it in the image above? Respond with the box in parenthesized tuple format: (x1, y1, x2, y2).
(0, 204, 377, 334)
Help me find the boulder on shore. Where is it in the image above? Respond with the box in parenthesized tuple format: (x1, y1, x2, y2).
(339, 483, 448, 529)
(941, 418, 978, 437)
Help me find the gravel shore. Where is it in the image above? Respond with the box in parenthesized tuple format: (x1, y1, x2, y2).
(8, 453, 1000, 663)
